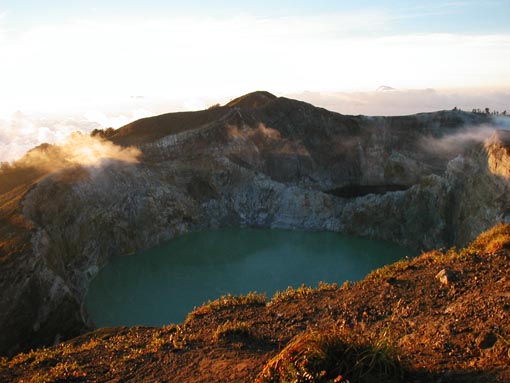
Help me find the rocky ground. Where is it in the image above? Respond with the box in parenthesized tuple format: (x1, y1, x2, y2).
(2, 223, 510, 382)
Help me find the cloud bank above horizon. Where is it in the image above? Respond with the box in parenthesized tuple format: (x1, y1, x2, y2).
(0, 9, 509, 115)
(291, 88, 510, 116)
(1, 1, 509, 162)
(1, 87, 509, 163)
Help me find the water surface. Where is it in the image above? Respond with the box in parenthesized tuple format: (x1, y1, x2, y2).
(86, 228, 413, 327)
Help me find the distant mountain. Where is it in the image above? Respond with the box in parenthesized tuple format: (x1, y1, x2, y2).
(376, 85, 396, 91)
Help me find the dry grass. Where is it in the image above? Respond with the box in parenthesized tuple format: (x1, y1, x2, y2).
(269, 282, 337, 306)
(495, 333, 510, 359)
(28, 361, 87, 383)
(463, 223, 510, 255)
(366, 223, 510, 284)
(364, 258, 411, 282)
(213, 320, 255, 342)
(256, 329, 404, 383)
(3, 325, 188, 381)
(187, 292, 266, 319)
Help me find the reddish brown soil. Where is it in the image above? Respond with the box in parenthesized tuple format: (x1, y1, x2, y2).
(2, 225, 510, 382)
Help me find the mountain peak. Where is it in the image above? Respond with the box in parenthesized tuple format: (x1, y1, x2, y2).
(376, 85, 396, 92)
(225, 91, 277, 108)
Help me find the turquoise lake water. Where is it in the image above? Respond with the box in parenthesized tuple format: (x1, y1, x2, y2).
(85, 228, 414, 327)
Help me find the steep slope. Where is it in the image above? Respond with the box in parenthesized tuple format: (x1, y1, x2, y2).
(0, 91, 508, 356)
(2, 224, 510, 382)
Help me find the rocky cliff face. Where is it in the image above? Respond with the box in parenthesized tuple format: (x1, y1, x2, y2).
(1, 91, 509, 355)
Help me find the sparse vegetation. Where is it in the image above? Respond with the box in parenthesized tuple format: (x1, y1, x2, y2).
(29, 361, 87, 383)
(459, 222, 510, 256)
(471, 107, 509, 116)
(256, 330, 404, 383)
(364, 258, 410, 282)
(144, 328, 181, 353)
(365, 223, 510, 284)
(213, 320, 255, 342)
(90, 127, 116, 139)
(8, 346, 58, 368)
(269, 282, 337, 306)
(3, 325, 189, 381)
(187, 292, 266, 319)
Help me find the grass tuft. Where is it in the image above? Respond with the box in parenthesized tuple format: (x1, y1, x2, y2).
(187, 292, 266, 320)
(256, 329, 404, 383)
(269, 282, 337, 306)
(460, 223, 510, 257)
(213, 320, 255, 342)
(365, 258, 410, 282)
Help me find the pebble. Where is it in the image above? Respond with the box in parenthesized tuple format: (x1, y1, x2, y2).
(435, 269, 454, 285)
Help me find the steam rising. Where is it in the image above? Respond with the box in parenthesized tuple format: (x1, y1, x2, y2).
(420, 125, 497, 154)
(0, 109, 150, 163)
(227, 123, 282, 142)
(227, 123, 311, 157)
(0, 112, 100, 163)
(16, 133, 141, 172)
(417, 114, 510, 160)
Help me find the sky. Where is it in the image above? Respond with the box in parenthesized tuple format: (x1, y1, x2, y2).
(1, 1, 510, 161)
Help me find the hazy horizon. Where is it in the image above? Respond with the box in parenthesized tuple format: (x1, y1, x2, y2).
(1, 0, 509, 162)
(2, 87, 509, 163)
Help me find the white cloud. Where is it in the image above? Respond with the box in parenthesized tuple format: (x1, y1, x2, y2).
(288, 88, 510, 116)
(0, 103, 183, 163)
(2, 86, 508, 163)
(0, 112, 100, 162)
(1, 12, 509, 162)
(84, 108, 152, 128)
(0, 14, 509, 115)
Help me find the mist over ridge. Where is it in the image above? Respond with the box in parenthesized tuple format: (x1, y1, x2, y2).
(1, 88, 509, 163)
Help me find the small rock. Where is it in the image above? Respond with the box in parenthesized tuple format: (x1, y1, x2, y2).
(476, 331, 498, 349)
(435, 269, 454, 285)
